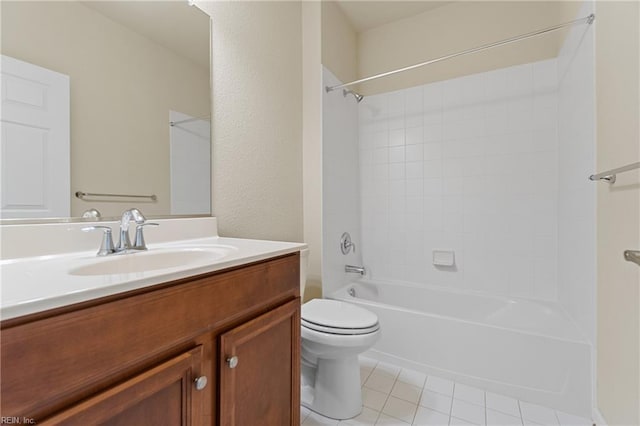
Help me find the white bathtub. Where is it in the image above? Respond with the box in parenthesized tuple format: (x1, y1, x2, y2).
(330, 280, 592, 417)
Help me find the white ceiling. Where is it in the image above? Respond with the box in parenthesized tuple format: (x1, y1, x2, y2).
(81, 1, 209, 70)
(335, 1, 451, 32)
(82, 1, 446, 67)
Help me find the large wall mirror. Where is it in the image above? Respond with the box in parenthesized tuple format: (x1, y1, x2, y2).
(0, 1, 211, 221)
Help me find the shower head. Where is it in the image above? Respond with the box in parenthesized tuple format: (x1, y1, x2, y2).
(342, 89, 364, 103)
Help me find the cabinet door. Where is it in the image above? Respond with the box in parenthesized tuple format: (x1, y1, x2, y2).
(40, 346, 206, 426)
(219, 299, 301, 426)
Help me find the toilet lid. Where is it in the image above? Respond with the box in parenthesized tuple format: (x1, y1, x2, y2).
(302, 299, 379, 332)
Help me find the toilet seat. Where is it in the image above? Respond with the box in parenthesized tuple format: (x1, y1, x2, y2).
(302, 299, 379, 335)
(302, 319, 380, 335)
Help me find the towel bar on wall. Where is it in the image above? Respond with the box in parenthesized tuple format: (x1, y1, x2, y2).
(590, 162, 640, 268)
(589, 161, 640, 184)
(624, 250, 640, 267)
(75, 191, 157, 202)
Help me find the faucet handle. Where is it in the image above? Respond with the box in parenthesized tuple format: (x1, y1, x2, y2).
(82, 226, 115, 256)
(340, 232, 356, 255)
(133, 222, 159, 250)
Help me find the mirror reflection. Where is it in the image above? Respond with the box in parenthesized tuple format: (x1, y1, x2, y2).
(0, 1, 211, 220)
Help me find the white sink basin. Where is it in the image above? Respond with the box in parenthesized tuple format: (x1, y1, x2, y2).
(68, 247, 232, 276)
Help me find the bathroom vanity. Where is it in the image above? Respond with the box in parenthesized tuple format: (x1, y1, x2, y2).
(0, 218, 304, 425)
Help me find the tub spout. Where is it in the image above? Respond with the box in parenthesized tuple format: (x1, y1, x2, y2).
(345, 265, 366, 275)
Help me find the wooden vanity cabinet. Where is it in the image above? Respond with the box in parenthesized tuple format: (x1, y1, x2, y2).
(0, 253, 301, 426)
(40, 346, 206, 426)
(219, 299, 300, 426)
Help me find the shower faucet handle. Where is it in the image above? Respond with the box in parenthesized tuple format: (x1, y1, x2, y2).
(340, 232, 356, 255)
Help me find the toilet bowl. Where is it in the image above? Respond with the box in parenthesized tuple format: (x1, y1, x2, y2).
(300, 299, 380, 419)
(298, 249, 380, 419)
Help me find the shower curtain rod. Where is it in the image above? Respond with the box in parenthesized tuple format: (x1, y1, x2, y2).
(326, 13, 595, 92)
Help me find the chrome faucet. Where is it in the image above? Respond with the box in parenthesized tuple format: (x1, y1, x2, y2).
(116, 208, 158, 252)
(116, 208, 145, 252)
(345, 265, 366, 275)
(82, 208, 158, 256)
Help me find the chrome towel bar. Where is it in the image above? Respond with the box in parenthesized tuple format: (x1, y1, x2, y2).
(624, 250, 640, 267)
(589, 162, 640, 184)
(75, 191, 157, 201)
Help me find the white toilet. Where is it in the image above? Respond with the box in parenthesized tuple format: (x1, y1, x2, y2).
(298, 249, 381, 420)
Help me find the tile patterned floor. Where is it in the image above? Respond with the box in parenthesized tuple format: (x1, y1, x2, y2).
(301, 357, 593, 426)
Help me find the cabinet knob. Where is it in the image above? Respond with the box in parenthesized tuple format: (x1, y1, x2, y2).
(194, 375, 208, 391)
(226, 356, 239, 369)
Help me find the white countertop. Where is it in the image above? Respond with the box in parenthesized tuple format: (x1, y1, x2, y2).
(1, 235, 305, 321)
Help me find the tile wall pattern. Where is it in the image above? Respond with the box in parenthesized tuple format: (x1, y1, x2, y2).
(358, 59, 561, 301)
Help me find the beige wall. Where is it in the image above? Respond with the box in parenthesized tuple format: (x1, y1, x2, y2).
(595, 1, 640, 424)
(357, 1, 580, 95)
(321, 1, 358, 85)
(201, 1, 303, 242)
(303, 1, 323, 301)
(1, 1, 209, 218)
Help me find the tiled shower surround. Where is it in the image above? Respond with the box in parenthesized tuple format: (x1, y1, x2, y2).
(322, 2, 596, 417)
(359, 58, 574, 302)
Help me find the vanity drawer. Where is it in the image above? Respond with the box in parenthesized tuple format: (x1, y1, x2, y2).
(0, 253, 299, 421)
